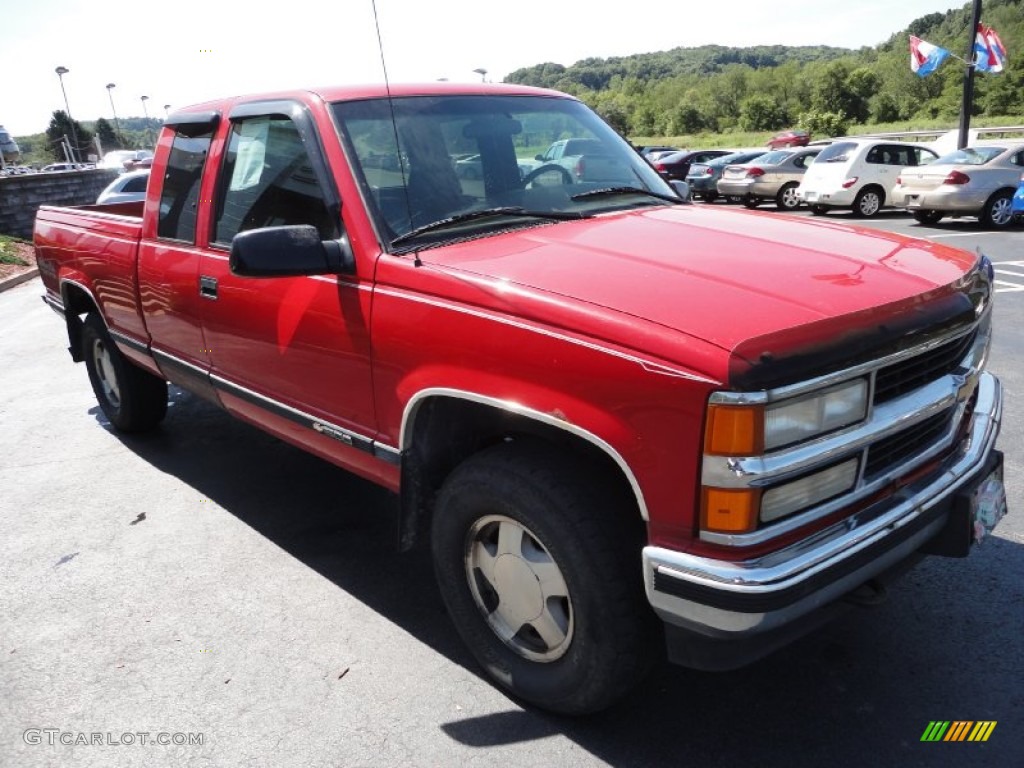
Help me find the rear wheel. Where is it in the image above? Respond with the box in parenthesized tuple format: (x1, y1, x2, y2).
(431, 441, 656, 714)
(979, 191, 1014, 229)
(82, 313, 167, 432)
(810, 204, 829, 216)
(742, 197, 761, 209)
(703, 191, 718, 203)
(776, 183, 801, 211)
(912, 210, 944, 225)
(852, 187, 884, 217)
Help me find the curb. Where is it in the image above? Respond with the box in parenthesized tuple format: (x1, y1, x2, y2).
(0, 268, 40, 294)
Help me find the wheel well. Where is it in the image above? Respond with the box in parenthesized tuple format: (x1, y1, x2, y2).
(398, 396, 642, 550)
(61, 283, 100, 362)
(859, 184, 885, 201)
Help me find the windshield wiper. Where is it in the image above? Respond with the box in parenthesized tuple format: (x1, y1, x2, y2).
(570, 186, 683, 204)
(391, 207, 592, 246)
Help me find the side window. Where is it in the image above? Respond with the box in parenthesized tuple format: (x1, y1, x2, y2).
(1011, 151, 1024, 167)
(866, 146, 884, 164)
(213, 114, 336, 246)
(124, 175, 149, 193)
(157, 127, 213, 242)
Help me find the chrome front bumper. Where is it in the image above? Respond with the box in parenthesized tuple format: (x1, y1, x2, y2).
(643, 372, 1002, 644)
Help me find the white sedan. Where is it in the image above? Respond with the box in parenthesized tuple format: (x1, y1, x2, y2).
(96, 169, 150, 204)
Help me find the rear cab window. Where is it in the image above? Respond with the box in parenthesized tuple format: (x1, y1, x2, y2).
(157, 125, 214, 242)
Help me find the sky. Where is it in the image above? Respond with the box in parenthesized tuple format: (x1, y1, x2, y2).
(0, 0, 967, 137)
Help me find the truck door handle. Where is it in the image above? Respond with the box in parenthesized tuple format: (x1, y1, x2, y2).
(199, 275, 218, 300)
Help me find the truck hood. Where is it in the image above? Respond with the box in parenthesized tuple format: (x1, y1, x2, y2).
(427, 205, 977, 358)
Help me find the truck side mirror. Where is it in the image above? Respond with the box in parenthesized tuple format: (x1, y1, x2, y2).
(230, 225, 355, 277)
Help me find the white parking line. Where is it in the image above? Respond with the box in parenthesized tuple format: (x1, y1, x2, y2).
(992, 261, 1024, 294)
(994, 280, 1024, 292)
(927, 232, 989, 238)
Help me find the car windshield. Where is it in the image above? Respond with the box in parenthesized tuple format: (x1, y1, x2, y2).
(331, 95, 674, 248)
(933, 146, 1006, 166)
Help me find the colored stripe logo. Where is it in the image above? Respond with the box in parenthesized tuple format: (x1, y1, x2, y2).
(921, 721, 997, 742)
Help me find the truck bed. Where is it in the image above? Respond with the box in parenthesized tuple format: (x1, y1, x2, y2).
(35, 201, 148, 344)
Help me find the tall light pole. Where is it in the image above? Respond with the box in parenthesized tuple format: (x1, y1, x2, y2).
(55, 66, 80, 162)
(472, 68, 488, 82)
(106, 83, 124, 148)
(140, 95, 151, 147)
(163, 104, 171, 118)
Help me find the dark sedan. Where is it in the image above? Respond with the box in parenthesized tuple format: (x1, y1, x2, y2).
(650, 149, 733, 182)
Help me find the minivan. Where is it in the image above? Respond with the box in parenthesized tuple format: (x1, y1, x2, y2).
(798, 139, 938, 217)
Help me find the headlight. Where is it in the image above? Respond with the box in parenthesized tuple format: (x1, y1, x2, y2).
(704, 378, 868, 456)
(764, 379, 868, 450)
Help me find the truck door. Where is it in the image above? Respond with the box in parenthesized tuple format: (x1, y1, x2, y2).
(138, 115, 218, 400)
(197, 102, 388, 480)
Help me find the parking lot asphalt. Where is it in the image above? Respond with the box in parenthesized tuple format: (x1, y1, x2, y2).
(2, 209, 1023, 767)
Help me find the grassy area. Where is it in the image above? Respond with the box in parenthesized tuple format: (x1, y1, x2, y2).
(0, 235, 29, 266)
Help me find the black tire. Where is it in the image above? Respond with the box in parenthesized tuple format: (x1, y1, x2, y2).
(979, 190, 1015, 229)
(82, 313, 168, 432)
(704, 191, 719, 203)
(912, 210, 944, 225)
(776, 183, 801, 211)
(852, 186, 884, 218)
(742, 197, 760, 209)
(810, 204, 829, 216)
(431, 441, 656, 714)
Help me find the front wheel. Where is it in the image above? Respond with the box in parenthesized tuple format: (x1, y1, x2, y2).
(431, 441, 656, 714)
(742, 197, 761, 209)
(82, 313, 168, 432)
(810, 204, 829, 216)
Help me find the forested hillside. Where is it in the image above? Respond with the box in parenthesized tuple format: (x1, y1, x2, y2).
(505, 0, 1023, 138)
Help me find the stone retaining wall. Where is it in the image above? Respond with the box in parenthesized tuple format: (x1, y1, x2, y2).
(0, 169, 120, 239)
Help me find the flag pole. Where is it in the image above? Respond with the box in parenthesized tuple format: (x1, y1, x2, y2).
(958, 0, 984, 149)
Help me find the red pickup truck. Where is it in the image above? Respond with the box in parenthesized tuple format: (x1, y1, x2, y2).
(35, 83, 1006, 714)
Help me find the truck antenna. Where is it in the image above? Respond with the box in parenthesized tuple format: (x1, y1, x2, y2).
(370, 0, 416, 242)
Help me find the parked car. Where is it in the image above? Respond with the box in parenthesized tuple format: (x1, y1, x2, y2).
(716, 147, 823, 210)
(96, 169, 150, 204)
(767, 129, 810, 150)
(456, 153, 537, 181)
(1013, 172, 1024, 222)
(636, 145, 680, 161)
(40, 163, 91, 173)
(686, 150, 768, 202)
(891, 142, 1024, 229)
(798, 139, 938, 217)
(651, 149, 733, 183)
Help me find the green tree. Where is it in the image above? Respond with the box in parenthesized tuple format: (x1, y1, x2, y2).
(94, 118, 123, 153)
(739, 94, 788, 131)
(45, 110, 94, 162)
(798, 110, 849, 139)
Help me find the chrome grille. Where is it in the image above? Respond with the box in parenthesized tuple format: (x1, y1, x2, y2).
(863, 410, 953, 479)
(874, 330, 977, 404)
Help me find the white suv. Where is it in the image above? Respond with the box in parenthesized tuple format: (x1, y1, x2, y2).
(799, 139, 938, 217)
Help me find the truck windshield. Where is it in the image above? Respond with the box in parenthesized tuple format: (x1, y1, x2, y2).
(331, 95, 675, 248)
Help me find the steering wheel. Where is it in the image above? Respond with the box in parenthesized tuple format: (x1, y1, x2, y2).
(522, 163, 573, 187)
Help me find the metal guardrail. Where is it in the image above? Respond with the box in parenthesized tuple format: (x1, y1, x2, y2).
(847, 126, 1024, 141)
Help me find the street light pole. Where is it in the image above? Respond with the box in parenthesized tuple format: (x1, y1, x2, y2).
(140, 96, 151, 147)
(472, 68, 488, 82)
(106, 83, 124, 148)
(55, 66, 80, 163)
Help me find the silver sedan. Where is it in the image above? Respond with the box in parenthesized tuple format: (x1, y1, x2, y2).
(892, 142, 1024, 228)
(715, 148, 821, 211)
